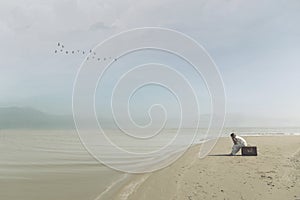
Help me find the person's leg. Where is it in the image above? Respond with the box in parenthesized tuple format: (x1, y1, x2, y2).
(231, 144, 241, 155)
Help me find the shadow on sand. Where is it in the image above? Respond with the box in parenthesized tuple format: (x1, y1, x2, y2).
(208, 154, 242, 157)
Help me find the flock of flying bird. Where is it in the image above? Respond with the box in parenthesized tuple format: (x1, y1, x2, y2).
(54, 42, 117, 62)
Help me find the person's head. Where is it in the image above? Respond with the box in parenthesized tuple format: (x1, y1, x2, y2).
(230, 133, 236, 138)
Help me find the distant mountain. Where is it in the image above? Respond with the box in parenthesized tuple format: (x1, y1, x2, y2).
(0, 107, 74, 129)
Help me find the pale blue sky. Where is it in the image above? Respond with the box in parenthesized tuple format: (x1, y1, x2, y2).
(0, 0, 299, 126)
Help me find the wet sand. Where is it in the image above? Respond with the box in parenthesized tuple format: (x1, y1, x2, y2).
(0, 130, 124, 200)
(1, 132, 299, 200)
(114, 136, 300, 200)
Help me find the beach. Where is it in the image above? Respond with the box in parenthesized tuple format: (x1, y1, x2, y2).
(0, 131, 299, 200)
(0, 130, 125, 200)
(114, 136, 300, 200)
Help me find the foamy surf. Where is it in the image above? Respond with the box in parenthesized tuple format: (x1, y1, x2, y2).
(117, 174, 151, 200)
(94, 174, 129, 200)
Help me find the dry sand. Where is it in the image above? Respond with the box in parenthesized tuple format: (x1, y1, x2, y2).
(114, 136, 300, 200)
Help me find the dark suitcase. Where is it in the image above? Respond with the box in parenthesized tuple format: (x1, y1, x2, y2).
(241, 146, 257, 156)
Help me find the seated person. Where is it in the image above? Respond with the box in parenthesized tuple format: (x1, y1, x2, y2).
(230, 133, 247, 155)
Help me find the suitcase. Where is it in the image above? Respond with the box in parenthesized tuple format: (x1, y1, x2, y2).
(241, 146, 257, 156)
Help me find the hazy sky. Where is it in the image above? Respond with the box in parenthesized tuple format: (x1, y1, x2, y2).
(0, 0, 299, 126)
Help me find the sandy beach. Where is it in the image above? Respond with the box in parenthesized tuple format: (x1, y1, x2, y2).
(114, 136, 300, 200)
(0, 132, 299, 200)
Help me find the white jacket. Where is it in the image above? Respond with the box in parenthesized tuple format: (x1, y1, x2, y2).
(235, 136, 247, 146)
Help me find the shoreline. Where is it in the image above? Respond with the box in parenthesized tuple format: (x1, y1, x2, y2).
(1, 130, 299, 200)
(111, 136, 300, 200)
